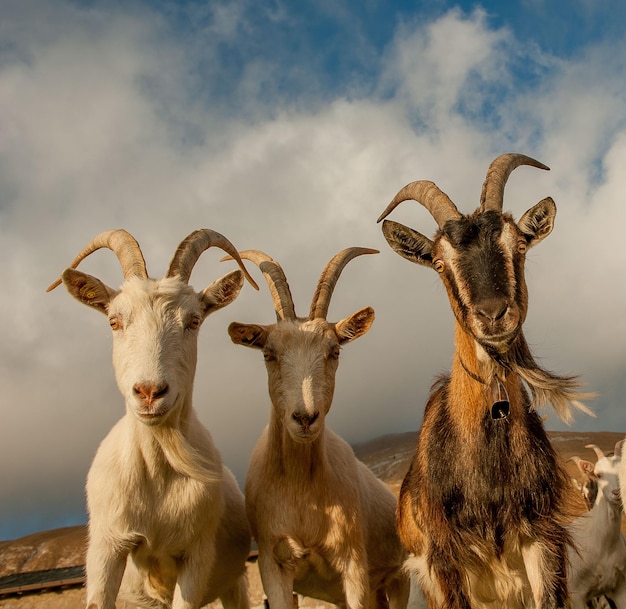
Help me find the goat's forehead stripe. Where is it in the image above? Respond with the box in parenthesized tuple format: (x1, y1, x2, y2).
(437, 238, 456, 261)
(500, 221, 518, 247)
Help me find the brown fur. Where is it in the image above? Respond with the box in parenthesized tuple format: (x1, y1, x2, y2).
(380, 155, 594, 608)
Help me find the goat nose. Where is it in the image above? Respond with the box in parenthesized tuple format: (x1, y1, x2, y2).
(475, 298, 509, 324)
(133, 381, 169, 405)
(292, 411, 319, 428)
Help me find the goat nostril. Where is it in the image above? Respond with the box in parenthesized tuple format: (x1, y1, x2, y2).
(133, 382, 169, 403)
(153, 383, 169, 398)
(495, 304, 508, 321)
(292, 411, 319, 427)
(476, 299, 509, 323)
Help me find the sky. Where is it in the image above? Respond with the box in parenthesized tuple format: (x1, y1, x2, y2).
(1, 0, 626, 541)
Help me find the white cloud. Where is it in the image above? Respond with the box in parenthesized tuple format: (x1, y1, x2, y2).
(1, 1, 625, 538)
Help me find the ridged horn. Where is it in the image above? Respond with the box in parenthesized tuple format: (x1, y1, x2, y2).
(166, 229, 259, 290)
(46, 229, 148, 292)
(585, 444, 605, 461)
(223, 250, 296, 321)
(309, 247, 379, 320)
(480, 153, 550, 213)
(377, 180, 461, 228)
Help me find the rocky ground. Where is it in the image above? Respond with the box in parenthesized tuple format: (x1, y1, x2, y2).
(1, 430, 623, 609)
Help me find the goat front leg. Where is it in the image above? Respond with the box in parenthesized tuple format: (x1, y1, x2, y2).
(219, 572, 251, 609)
(386, 570, 411, 609)
(173, 534, 217, 609)
(340, 546, 369, 609)
(521, 537, 569, 609)
(608, 572, 626, 608)
(85, 536, 127, 609)
(258, 540, 297, 609)
(420, 544, 473, 609)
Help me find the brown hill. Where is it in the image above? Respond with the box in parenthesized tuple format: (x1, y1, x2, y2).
(1, 430, 623, 609)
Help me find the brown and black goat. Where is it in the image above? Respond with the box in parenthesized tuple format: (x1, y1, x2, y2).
(378, 153, 594, 609)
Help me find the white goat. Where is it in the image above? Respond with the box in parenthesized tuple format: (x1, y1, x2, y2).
(227, 248, 410, 609)
(569, 442, 626, 609)
(47, 229, 258, 609)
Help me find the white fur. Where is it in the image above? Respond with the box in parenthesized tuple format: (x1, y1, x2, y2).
(569, 444, 626, 609)
(60, 272, 251, 609)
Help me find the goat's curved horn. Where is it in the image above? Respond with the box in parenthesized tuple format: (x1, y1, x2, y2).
(309, 247, 379, 321)
(480, 153, 550, 213)
(223, 250, 296, 321)
(46, 229, 148, 292)
(615, 440, 623, 459)
(166, 229, 259, 290)
(377, 180, 461, 228)
(585, 444, 605, 460)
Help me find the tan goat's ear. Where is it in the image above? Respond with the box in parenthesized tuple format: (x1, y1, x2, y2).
(517, 197, 556, 248)
(228, 321, 269, 349)
(381, 219, 435, 268)
(335, 306, 375, 345)
(199, 270, 244, 319)
(61, 268, 116, 315)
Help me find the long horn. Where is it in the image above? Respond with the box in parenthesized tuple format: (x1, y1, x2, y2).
(585, 444, 605, 461)
(377, 180, 461, 228)
(223, 250, 296, 321)
(309, 247, 378, 321)
(480, 153, 550, 213)
(167, 229, 259, 290)
(615, 440, 623, 459)
(46, 229, 148, 292)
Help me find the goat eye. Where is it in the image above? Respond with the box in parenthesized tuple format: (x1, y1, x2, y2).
(517, 241, 528, 254)
(109, 316, 122, 331)
(433, 260, 445, 273)
(263, 349, 277, 362)
(328, 345, 340, 360)
(187, 315, 201, 330)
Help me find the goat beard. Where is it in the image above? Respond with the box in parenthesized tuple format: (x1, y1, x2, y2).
(153, 427, 223, 485)
(482, 331, 595, 424)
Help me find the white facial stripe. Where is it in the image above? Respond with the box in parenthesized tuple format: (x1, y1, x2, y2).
(301, 375, 316, 413)
(437, 238, 456, 264)
(499, 222, 518, 293)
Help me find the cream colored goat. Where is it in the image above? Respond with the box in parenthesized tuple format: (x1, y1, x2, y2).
(47, 229, 257, 609)
(569, 443, 626, 608)
(227, 248, 410, 609)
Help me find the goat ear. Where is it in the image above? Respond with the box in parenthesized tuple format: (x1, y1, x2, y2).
(381, 219, 434, 268)
(228, 322, 268, 349)
(200, 270, 244, 318)
(577, 459, 595, 477)
(335, 306, 375, 345)
(517, 197, 556, 248)
(61, 268, 116, 314)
